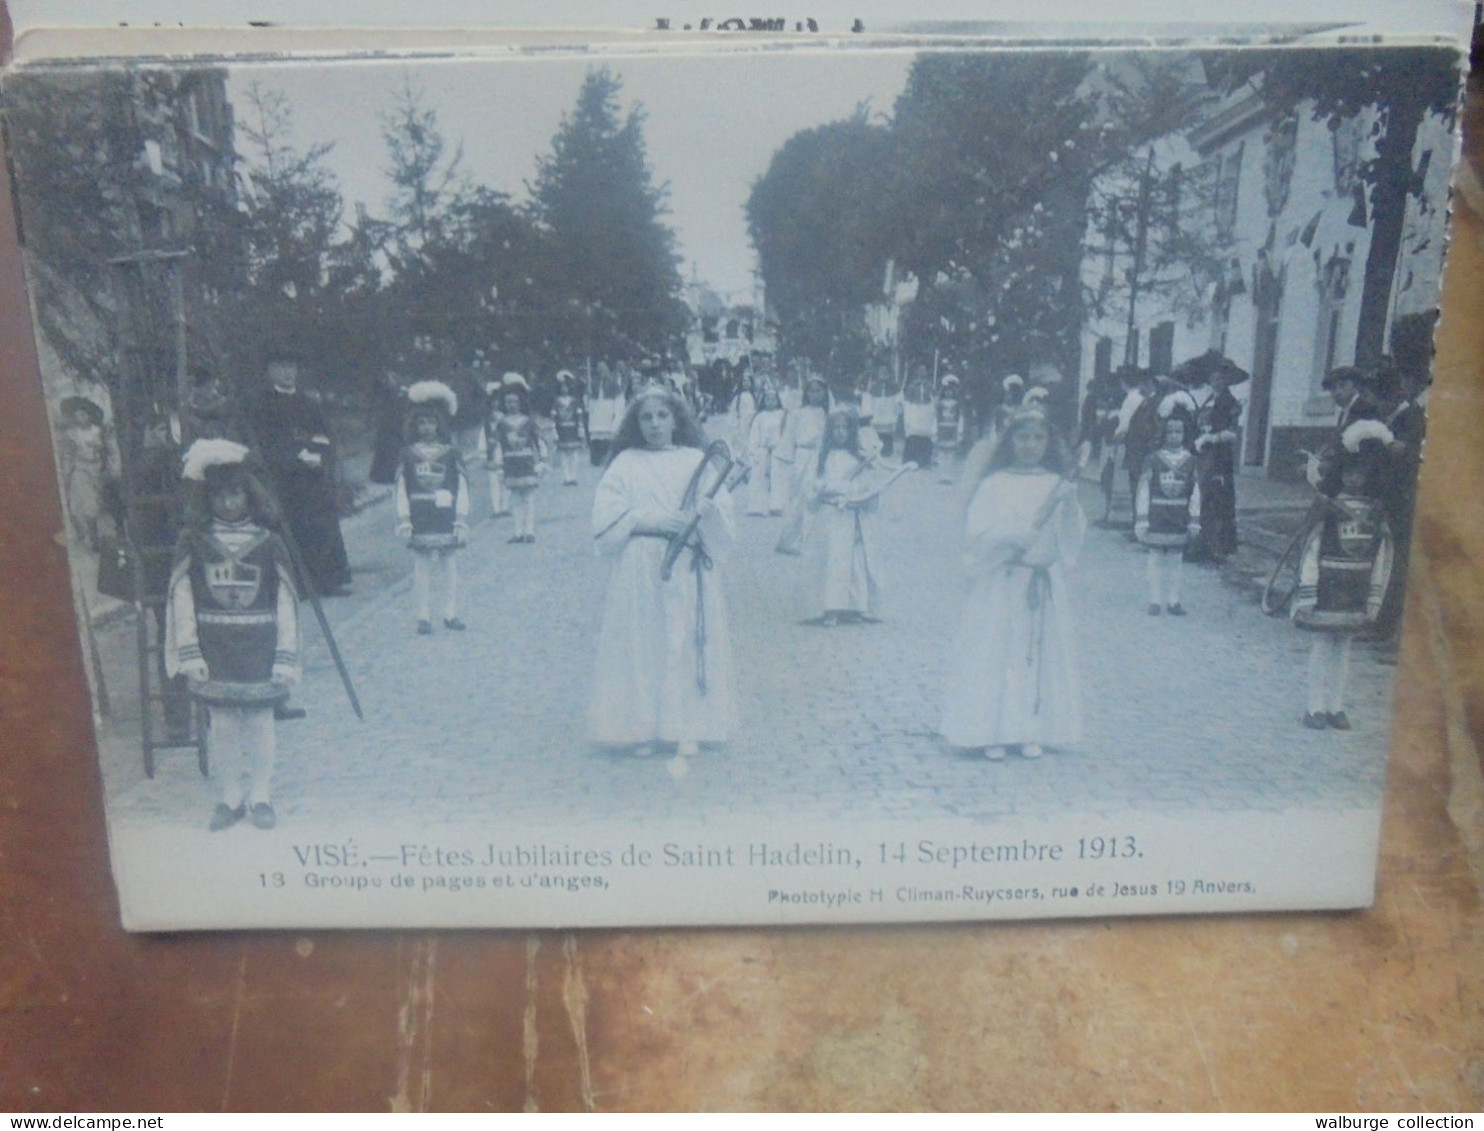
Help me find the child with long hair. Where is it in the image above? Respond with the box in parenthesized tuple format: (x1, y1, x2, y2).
(745, 383, 788, 516)
(940, 404, 1086, 761)
(395, 381, 470, 634)
(165, 440, 299, 830)
(774, 374, 831, 555)
(589, 386, 737, 769)
(798, 408, 883, 626)
(489, 375, 545, 544)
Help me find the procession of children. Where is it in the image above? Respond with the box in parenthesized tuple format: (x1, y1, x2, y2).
(76, 338, 1418, 828)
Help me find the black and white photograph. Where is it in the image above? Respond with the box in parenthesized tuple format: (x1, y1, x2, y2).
(3, 27, 1464, 928)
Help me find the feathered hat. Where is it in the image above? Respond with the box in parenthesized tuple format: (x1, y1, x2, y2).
(1023, 386, 1050, 406)
(1341, 419, 1394, 453)
(555, 369, 577, 388)
(406, 380, 458, 419)
(1002, 374, 1025, 392)
(941, 373, 961, 387)
(182, 438, 251, 482)
(1157, 390, 1197, 419)
(501, 372, 530, 391)
(1335, 418, 1394, 490)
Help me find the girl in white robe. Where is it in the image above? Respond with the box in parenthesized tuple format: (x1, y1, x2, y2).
(774, 376, 831, 554)
(940, 404, 1086, 761)
(588, 388, 738, 761)
(798, 409, 882, 625)
(745, 384, 787, 516)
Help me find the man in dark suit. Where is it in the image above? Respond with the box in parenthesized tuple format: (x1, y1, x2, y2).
(249, 354, 353, 597)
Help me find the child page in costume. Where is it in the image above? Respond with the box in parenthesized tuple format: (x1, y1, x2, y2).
(3, 0, 1470, 929)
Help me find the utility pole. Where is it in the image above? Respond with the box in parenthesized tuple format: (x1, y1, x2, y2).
(1123, 147, 1156, 368)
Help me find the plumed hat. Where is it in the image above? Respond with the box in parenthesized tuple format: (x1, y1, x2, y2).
(1158, 390, 1197, 419)
(941, 373, 961, 386)
(501, 372, 530, 391)
(182, 438, 251, 482)
(406, 380, 458, 419)
(1341, 419, 1394, 453)
(1023, 386, 1049, 406)
(1002, 374, 1025, 392)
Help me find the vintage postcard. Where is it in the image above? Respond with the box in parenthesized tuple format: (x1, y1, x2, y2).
(1, 9, 1468, 928)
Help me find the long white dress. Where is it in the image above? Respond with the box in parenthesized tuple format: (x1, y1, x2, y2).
(798, 450, 882, 621)
(745, 407, 787, 514)
(940, 468, 1085, 749)
(589, 446, 738, 746)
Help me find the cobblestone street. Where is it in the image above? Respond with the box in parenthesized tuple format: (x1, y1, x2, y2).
(93, 440, 1395, 833)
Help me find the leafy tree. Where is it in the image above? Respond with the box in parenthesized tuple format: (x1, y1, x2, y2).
(885, 51, 1212, 386)
(380, 78, 466, 255)
(746, 110, 893, 373)
(231, 81, 374, 386)
(5, 67, 247, 437)
(529, 67, 687, 362)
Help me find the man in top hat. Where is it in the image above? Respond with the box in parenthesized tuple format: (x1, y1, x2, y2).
(248, 353, 353, 596)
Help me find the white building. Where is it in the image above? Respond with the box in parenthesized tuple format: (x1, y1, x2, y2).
(1080, 73, 1453, 481)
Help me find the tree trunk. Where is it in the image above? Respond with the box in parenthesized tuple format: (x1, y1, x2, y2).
(1354, 106, 1421, 368)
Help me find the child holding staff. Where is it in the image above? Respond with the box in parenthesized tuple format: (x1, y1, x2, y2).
(588, 386, 738, 768)
(798, 408, 883, 626)
(940, 403, 1085, 761)
(745, 383, 788, 516)
(165, 440, 300, 830)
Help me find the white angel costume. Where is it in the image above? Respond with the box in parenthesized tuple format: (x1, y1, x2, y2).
(940, 468, 1086, 750)
(588, 446, 738, 746)
(798, 450, 882, 621)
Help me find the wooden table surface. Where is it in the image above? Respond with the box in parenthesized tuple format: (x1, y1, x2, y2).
(2, 72, 1483, 1119)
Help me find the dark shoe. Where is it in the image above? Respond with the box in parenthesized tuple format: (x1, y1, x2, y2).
(417, 619, 433, 635)
(1325, 711, 1351, 730)
(1303, 712, 1328, 730)
(209, 803, 244, 831)
(274, 704, 307, 721)
(249, 802, 277, 830)
(1166, 603, 1186, 616)
(508, 535, 524, 544)
(1147, 604, 1162, 616)
(443, 617, 466, 631)
(525, 534, 536, 543)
